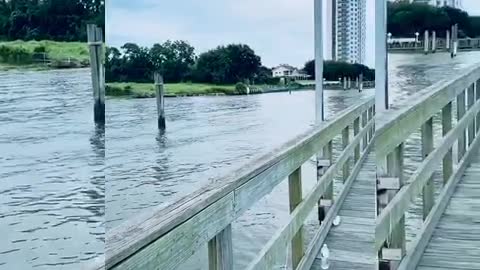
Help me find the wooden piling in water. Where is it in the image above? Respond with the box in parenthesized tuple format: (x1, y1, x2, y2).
(424, 30, 429, 55)
(432, 31, 436, 53)
(446, 30, 451, 52)
(87, 24, 105, 124)
(154, 72, 166, 130)
(359, 74, 364, 92)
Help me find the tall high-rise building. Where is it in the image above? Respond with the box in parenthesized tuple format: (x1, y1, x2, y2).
(411, 0, 462, 8)
(326, 0, 366, 64)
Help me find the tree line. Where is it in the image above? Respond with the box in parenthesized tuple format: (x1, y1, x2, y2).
(388, 1, 480, 38)
(106, 41, 375, 85)
(0, 0, 105, 41)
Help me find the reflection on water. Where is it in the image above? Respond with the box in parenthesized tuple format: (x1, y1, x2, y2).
(389, 51, 480, 248)
(0, 69, 104, 269)
(106, 88, 374, 268)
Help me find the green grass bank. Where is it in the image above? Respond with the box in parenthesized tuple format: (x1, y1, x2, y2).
(0, 40, 89, 70)
(106, 82, 272, 98)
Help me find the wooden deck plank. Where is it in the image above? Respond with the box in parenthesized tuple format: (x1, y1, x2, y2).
(416, 149, 480, 270)
(310, 152, 376, 269)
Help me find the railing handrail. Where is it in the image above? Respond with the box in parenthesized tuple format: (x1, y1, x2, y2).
(376, 62, 480, 157)
(375, 62, 480, 267)
(103, 96, 374, 269)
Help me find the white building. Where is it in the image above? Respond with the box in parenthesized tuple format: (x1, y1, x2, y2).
(272, 65, 310, 80)
(326, 0, 366, 64)
(411, 0, 461, 8)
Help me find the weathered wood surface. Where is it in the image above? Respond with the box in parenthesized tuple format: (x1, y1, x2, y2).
(416, 149, 480, 270)
(102, 98, 374, 270)
(310, 151, 376, 270)
(376, 63, 480, 158)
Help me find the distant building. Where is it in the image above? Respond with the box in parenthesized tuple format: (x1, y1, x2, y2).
(326, 0, 366, 64)
(410, 0, 461, 8)
(272, 64, 310, 80)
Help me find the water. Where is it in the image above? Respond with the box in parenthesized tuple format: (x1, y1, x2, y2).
(2, 51, 478, 270)
(0, 69, 104, 269)
(388, 51, 480, 248)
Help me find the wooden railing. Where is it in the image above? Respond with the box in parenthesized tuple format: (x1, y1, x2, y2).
(93, 97, 375, 270)
(375, 63, 480, 269)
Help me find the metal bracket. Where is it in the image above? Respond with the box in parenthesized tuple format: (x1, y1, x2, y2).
(319, 199, 332, 207)
(382, 248, 403, 261)
(317, 159, 331, 167)
(377, 177, 400, 190)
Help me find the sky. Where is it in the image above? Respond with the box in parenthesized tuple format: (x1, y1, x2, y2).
(107, 0, 479, 69)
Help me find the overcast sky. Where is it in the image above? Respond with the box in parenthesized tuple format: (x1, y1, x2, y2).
(107, 0, 479, 69)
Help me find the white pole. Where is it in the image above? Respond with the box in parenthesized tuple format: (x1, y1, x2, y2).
(432, 31, 436, 53)
(446, 30, 450, 51)
(376, 0, 388, 112)
(314, 0, 324, 122)
(424, 30, 430, 55)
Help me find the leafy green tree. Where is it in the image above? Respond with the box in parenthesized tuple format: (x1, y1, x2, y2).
(303, 60, 375, 81)
(194, 44, 261, 84)
(0, 0, 104, 41)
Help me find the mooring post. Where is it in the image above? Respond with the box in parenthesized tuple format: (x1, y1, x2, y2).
(424, 30, 429, 55)
(359, 73, 364, 92)
(87, 24, 105, 124)
(154, 72, 166, 129)
(432, 31, 436, 53)
(375, 0, 388, 112)
(446, 30, 451, 52)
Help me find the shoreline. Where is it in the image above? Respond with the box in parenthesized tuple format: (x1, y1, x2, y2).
(106, 82, 371, 99)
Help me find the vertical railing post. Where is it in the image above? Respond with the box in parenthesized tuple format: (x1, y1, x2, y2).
(386, 144, 405, 269)
(154, 72, 166, 130)
(318, 141, 333, 223)
(446, 30, 451, 52)
(467, 84, 475, 146)
(354, 117, 361, 163)
(377, 143, 405, 269)
(457, 90, 466, 161)
(422, 118, 434, 219)
(362, 110, 368, 150)
(368, 106, 374, 141)
(442, 102, 453, 184)
(342, 125, 350, 182)
(208, 225, 233, 270)
(87, 24, 105, 124)
(476, 79, 480, 133)
(289, 167, 303, 269)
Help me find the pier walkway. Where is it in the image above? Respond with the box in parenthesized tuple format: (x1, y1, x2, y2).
(376, 63, 480, 270)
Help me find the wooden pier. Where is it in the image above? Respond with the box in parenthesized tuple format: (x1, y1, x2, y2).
(388, 38, 480, 53)
(89, 96, 376, 270)
(376, 62, 480, 269)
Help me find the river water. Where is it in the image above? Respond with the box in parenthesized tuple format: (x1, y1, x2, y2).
(0, 69, 104, 269)
(1, 51, 479, 270)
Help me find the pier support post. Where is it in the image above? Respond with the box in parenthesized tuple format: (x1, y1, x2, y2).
(154, 72, 166, 130)
(442, 102, 453, 184)
(424, 30, 429, 55)
(446, 30, 451, 52)
(457, 90, 466, 161)
(375, 0, 388, 112)
(432, 31, 436, 53)
(289, 167, 304, 269)
(422, 118, 434, 219)
(208, 225, 233, 270)
(87, 24, 105, 124)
